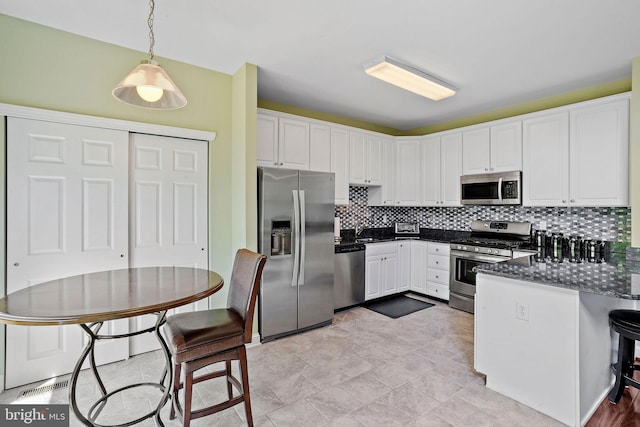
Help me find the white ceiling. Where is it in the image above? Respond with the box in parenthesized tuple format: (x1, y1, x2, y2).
(2, 0, 640, 131)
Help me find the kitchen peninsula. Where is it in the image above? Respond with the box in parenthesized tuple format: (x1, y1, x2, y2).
(474, 252, 640, 426)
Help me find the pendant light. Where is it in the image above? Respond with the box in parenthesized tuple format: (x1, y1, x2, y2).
(112, 0, 187, 109)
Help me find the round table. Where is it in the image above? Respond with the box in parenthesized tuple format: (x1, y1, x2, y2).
(0, 266, 224, 426)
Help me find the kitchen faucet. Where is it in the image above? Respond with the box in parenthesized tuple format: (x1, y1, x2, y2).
(355, 222, 365, 237)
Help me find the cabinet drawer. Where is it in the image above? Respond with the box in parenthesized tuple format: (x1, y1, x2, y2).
(426, 282, 449, 301)
(365, 242, 398, 257)
(428, 243, 450, 256)
(427, 268, 448, 285)
(428, 255, 449, 270)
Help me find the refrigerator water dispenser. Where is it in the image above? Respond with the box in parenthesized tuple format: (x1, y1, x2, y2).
(271, 220, 291, 256)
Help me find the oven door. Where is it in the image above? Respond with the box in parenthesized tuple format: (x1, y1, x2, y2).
(449, 250, 508, 296)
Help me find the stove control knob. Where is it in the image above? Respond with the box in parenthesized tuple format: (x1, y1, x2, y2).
(462, 246, 467, 251)
(456, 245, 462, 250)
(474, 247, 480, 252)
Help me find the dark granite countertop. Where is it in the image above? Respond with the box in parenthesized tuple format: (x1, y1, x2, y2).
(334, 228, 470, 253)
(476, 251, 640, 300)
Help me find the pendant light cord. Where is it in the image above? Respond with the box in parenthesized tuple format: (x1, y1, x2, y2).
(147, 0, 155, 61)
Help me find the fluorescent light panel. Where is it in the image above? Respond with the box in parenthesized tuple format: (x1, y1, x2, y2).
(365, 56, 457, 101)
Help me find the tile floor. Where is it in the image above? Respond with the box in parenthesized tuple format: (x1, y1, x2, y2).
(0, 296, 564, 426)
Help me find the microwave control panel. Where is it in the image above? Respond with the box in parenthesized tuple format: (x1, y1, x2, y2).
(502, 180, 519, 199)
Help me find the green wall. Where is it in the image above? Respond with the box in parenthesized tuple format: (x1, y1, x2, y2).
(0, 14, 257, 379)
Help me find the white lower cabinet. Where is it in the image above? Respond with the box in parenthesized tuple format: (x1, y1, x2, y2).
(397, 242, 411, 292)
(366, 240, 450, 301)
(365, 242, 398, 300)
(426, 242, 450, 301)
(410, 241, 428, 293)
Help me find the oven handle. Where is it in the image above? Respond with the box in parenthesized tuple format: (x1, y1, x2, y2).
(498, 177, 503, 201)
(450, 250, 510, 263)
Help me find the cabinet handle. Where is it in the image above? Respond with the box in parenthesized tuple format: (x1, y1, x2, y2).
(435, 261, 439, 265)
(484, 168, 488, 171)
(570, 199, 575, 203)
(13, 262, 19, 267)
(562, 200, 567, 203)
(435, 275, 439, 279)
(280, 162, 284, 166)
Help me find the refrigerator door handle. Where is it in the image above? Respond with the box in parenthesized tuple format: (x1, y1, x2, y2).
(299, 190, 306, 285)
(291, 190, 300, 287)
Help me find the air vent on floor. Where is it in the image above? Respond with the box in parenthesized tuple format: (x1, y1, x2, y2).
(18, 380, 69, 399)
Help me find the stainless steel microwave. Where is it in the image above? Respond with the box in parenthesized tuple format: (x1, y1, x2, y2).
(460, 171, 522, 205)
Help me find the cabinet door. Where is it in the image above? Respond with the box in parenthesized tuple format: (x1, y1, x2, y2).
(383, 252, 399, 296)
(440, 132, 463, 206)
(410, 241, 428, 293)
(331, 128, 350, 205)
(369, 137, 396, 206)
(365, 256, 382, 300)
(279, 118, 310, 170)
(569, 100, 629, 206)
(462, 127, 490, 175)
(397, 242, 411, 292)
(396, 139, 421, 206)
(309, 123, 331, 172)
(491, 121, 522, 172)
(421, 136, 441, 206)
(366, 135, 383, 185)
(349, 131, 367, 184)
(522, 112, 570, 206)
(257, 114, 279, 167)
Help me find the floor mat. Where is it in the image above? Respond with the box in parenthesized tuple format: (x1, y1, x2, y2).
(363, 294, 434, 319)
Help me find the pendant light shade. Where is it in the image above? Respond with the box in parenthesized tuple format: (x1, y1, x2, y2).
(113, 60, 187, 109)
(112, 0, 187, 109)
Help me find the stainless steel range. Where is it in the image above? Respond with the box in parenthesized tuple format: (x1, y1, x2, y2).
(449, 220, 531, 313)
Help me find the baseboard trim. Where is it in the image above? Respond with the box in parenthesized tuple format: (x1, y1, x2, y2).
(247, 332, 261, 348)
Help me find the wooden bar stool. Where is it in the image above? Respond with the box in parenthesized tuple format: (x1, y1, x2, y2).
(608, 309, 640, 403)
(164, 249, 267, 426)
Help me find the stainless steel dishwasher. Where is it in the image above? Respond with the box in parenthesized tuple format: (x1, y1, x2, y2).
(334, 243, 365, 310)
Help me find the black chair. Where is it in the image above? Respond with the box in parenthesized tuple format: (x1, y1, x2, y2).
(164, 249, 267, 427)
(608, 309, 640, 403)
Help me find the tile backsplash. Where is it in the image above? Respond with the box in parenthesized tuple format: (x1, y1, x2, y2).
(335, 186, 631, 243)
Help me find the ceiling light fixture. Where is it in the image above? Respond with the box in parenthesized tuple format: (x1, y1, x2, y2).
(112, 0, 187, 109)
(364, 56, 457, 101)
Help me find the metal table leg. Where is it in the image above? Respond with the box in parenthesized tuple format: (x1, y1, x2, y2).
(69, 311, 172, 426)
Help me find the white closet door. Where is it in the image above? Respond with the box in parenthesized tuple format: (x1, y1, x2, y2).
(6, 118, 129, 388)
(128, 133, 209, 355)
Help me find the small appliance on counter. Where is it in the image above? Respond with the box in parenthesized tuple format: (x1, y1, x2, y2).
(394, 221, 420, 239)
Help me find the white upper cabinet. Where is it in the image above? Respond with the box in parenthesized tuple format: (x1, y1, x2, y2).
(331, 127, 350, 205)
(278, 118, 310, 170)
(368, 137, 396, 206)
(257, 113, 310, 170)
(421, 132, 462, 206)
(491, 121, 522, 172)
(257, 114, 279, 167)
(462, 121, 522, 175)
(349, 131, 382, 185)
(440, 133, 463, 206)
(523, 96, 629, 207)
(523, 112, 570, 206)
(569, 99, 629, 206)
(309, 123, 331, 172)
(395, 137, 422, 206)
(462, 127, 490, 175)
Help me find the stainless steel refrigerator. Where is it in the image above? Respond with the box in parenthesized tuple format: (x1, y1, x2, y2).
(258, 167, 335, 342)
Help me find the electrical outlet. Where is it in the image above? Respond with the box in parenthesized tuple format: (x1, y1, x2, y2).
(382, 214, 388, 223)
(516, 302, 529, 321)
